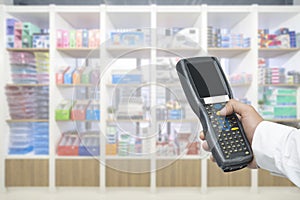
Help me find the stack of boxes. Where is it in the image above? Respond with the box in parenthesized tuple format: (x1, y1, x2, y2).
(56, 29, 100, 48)
(6, 18, 49, 48)
(110, 29, 150, 47)
(106, 125, 118, 155)
(8, 122, 49, 155)
(229, 73, 253, 85)
(207, 26, 251, 48)
(259, 88, 297, 119)
(259, 67, 286, 85)
(258, 58, 300, 85)
(258, 27, 300, 48)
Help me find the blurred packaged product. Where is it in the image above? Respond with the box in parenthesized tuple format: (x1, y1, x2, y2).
(229, 72, 252, 85)
(57, 131, 79, 156)
(57, 29, 100, 48)
(207, 26, 250, 48)
(78, 132, 100, 156)
(258, 27, 299, 48)
(110, 28, 150, 46)
(55, 100, 74, 120)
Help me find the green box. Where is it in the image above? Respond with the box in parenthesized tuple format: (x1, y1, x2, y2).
(81, 68, 92, 84)
(274, 106, 297, 118)
(69, 30, 76, 48)
(55, 100, 74, 120)
(22, 22, 40, 48)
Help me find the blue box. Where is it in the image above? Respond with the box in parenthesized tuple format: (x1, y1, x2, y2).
(86, 108, 100, 120)
(111, 31, 144, 46)
(82, 29, 89, 47)
(7, 35, 15, 48)
(64, 67, 76, 84)
(6, 18, 17, 35)
(79, 136, 100, 156)
(168, 109, 183, 119)
(112, 74, 141, 84)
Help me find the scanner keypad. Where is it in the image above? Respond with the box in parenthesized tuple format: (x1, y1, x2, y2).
(204, 103, 250, 159)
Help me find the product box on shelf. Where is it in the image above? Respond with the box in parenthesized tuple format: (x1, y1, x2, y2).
(72, 67, 85, 84)
(76, 29, 83, 48)
(258, 27, 299, 48)
(111, 70, 142, 84)
(69, 30, 76, 48)
(82, 29, 89, 48)
(6, 18, 18, 48)
(8, 122, 34, 155)
(110, 30, 144, 46)
(90, 69, 100, 85)
(6, 18, 17, 35)
(88, 29, 100, 48)
(106, 125, 117, 155)
(57, 132, 80, 156)
(86, 101, 100, 120)
(32, 33, 50, 48)
(64, 66, 76, 84)
(33, 122, 49, 155)
(81, 67, 92, 84)
(71, 100, 90, 120)
(55, 100, 74, 120)
(22, 22, 41, 48)
(78, 133, 100, 156)
(14, 22, 23, 48)
(56, 66, 70, 84)
(56, 30, 63, 48)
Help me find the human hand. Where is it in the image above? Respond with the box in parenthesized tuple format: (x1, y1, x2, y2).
(200, 99, 264, 169)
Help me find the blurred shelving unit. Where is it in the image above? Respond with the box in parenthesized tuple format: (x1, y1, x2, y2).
(0, 4, 299, 193)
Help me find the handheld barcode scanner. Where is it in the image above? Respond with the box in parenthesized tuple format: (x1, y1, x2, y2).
(176, 57, 253, 172)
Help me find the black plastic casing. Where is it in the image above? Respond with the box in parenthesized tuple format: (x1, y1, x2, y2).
(176, 56, 253, 172)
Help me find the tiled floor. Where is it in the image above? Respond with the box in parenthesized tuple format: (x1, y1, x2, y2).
(0, 187, 299, 200)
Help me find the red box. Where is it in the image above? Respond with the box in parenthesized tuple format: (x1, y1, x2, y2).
(62, 30, 69, 48)
(55, 66, 70, 84)
(14, 22, 22, 48)
(71, 100, 90, 120)
(57, 133, 79, 156)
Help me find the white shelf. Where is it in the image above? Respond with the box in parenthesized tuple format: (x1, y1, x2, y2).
(208, 48, 251, 58)
(106, 46, 151, 58)
(57, 48, 100, 58)
(7, 48, 49, 52)
(258, 48, 300, 58)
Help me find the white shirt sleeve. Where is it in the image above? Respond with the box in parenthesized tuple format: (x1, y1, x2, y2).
(252, 121, 300, 187)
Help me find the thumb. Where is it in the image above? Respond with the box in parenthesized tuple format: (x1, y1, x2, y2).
(218, 99, 249, 116)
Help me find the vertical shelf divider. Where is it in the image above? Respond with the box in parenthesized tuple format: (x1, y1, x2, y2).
(150, 4, 157, 193)
(49, 4, 56, 192)
(99, 4, 106, 192)
(200, 4, 208, 194)
(0, 4, 6, 193)
(250, 4, 259, 193)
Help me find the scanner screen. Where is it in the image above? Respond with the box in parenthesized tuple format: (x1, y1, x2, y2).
(187, 60, 227, 98)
